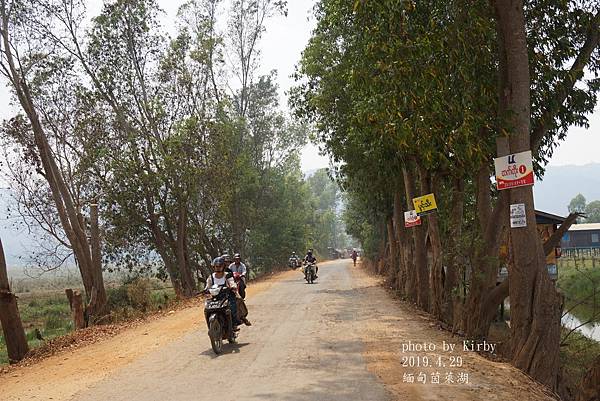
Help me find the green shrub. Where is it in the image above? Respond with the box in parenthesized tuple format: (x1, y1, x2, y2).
(107, 278, 155, 319)
(126, 278, 151, 312)
(150, 289, 171, 310)
(107, 285, 130, 309)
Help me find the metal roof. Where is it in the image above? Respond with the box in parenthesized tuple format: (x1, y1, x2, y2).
(568, 223, 600, 232)
(535, 210, 566, 225)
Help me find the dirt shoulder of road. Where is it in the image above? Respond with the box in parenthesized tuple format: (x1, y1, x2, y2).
(352, 263, 559, 401)
(0, 268, 298, 401)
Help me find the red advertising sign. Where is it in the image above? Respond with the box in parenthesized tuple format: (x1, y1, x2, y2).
(404, 210, 422, 228)
(494, 150, 534, 190)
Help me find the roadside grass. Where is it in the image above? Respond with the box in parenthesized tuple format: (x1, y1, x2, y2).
(560, 327, 600, 395)
(0, 293, 73, 365)
(1, 278, 176, 365)
(557, 259, 600, 323)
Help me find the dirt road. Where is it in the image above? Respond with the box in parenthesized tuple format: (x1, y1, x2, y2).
(1, 259, 557, 401)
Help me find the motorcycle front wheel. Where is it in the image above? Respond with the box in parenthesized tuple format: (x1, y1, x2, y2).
(209, 319, 223, 354)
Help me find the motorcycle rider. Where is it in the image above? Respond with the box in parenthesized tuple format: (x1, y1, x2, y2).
(351, 249, 358, 266)
(204, 256, 241, 330)
(228, 253, 248, 300)
(304, 249, 318, 277)
(289, 251, 299, 268)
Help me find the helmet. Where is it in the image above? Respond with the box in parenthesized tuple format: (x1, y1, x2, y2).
(233, 253, 241, 260)
(307, 249, 313, 256)
(212, 257, 225, 272)
(221, 253, 231, 263)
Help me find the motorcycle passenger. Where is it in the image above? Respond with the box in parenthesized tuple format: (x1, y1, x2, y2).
(304, 249, 318, 278)
(229, 253, 248, 300)
(205, 257, 241, 330)
(221, 253, 232, 272)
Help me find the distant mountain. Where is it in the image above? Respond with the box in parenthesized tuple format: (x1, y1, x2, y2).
(534, 163, 600, 216)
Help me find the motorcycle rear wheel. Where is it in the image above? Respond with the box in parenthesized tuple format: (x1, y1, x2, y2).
(209, 319, 223, 354)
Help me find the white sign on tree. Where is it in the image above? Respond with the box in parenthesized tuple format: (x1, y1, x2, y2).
(510, 203, 527, 228)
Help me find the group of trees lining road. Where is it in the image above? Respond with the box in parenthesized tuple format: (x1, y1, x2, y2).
(0, 0, 347, 363)
(291, 0, 600, 397)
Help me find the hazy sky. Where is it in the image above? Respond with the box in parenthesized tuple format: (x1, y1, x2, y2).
(0, 0, 598, 171)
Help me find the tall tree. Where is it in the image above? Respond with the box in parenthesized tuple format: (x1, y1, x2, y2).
(494, 0, 562, 388)
(0, 0, 107, 319)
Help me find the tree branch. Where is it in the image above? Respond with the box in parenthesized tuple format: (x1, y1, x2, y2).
(543, 212, 582, 256)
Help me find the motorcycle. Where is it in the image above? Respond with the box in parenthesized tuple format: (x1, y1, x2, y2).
(288, 257, 300, 269)
(304, 261, 317, 284)
(204, 285, 237, 354)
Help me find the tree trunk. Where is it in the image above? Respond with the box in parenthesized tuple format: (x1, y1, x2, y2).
(495, 0, 562, 389)
(401, 166, 418, 304)
(0, 238, 29, 363)
(442, 178, 464, 325)
(144, 195, 184, 298)
(386, 217, 399, 288)
(89, 204, 108, 319)
(393, 191, 408, 297)
(65, 289, 85, 330)
(176, 205, 196, 297)
(463, 161, 508, 338)
(421, 169, 443, 319)
(403, 165, 429, 310)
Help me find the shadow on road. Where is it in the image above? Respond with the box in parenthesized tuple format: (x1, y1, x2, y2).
(199, 342, 251, 358)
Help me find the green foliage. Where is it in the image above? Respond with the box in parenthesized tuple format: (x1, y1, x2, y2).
(558, 263, 600, 323)
(305, 169, 348, 255)
(560, 328, 600, 392)
(568, 195, 600, 223)
(584, 200, 600, 223)
(569, 193, 587, 214)
(292, 0, 600, 267)
(107, 277, 169, 315)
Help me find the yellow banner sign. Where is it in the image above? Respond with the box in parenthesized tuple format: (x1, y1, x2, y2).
(413, 193, 438, 216)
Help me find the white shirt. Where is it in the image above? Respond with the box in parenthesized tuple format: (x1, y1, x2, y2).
(204, 273, 236, 290)
(228, 262, 247, 276)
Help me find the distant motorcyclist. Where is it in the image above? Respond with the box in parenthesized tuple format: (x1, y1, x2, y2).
(289, 252, 300, 268)
(351, 249, 358, 266)
(229, 253, 248, 300)
(304, 249, 318, 277)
